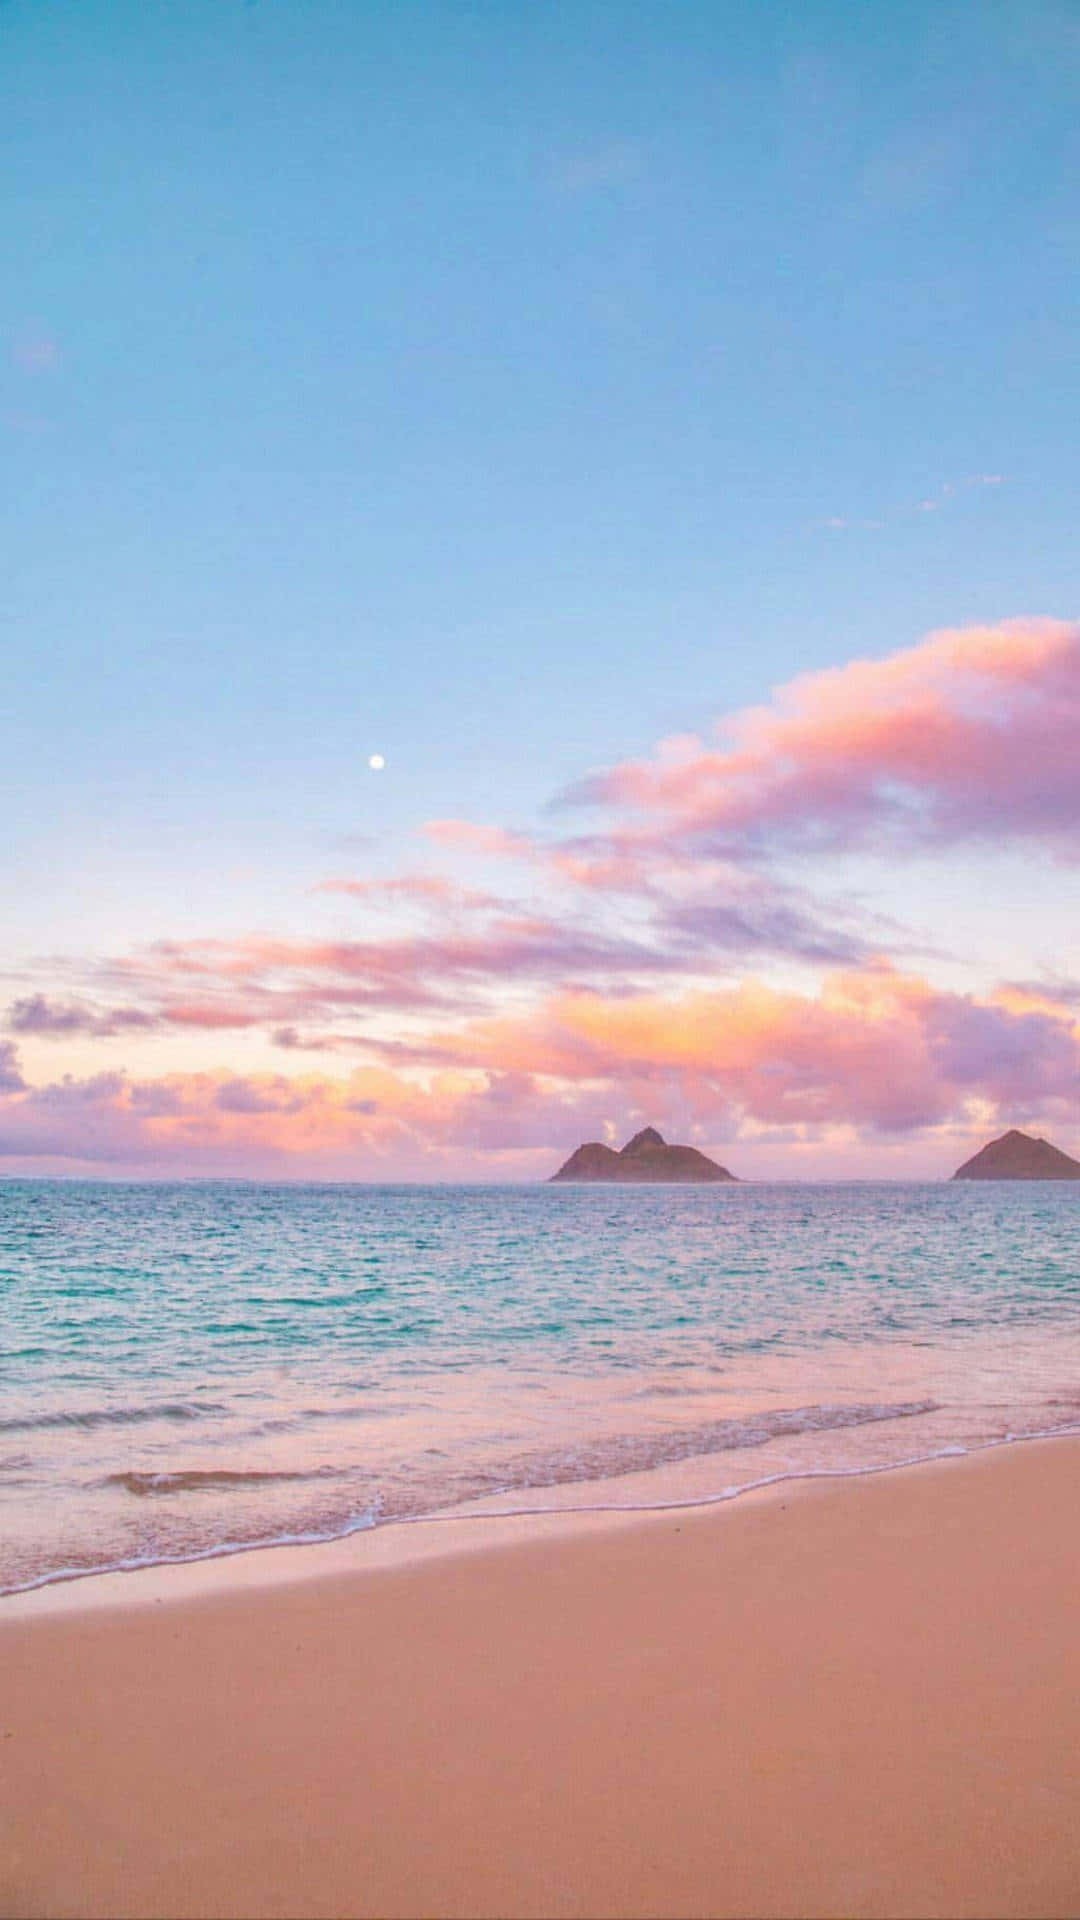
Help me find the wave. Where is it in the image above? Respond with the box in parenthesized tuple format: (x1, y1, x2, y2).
(104, 1466, 342, 1497)
(2, 1398, 942, 1599)
(8, 1420, 1080, 1605)
(486, 1398, 941, 1495)
(384, 1420, 1080, 1530)
(0, 1400, 227, 1435)
(0, 1505, 384, 1600)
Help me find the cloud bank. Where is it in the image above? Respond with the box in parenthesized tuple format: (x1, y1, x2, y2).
(1, 965, 1077, 1177)
(5, 619, 1079, 1175)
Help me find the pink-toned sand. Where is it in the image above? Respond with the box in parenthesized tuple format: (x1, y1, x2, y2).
(3, 1438, 1080, 1919)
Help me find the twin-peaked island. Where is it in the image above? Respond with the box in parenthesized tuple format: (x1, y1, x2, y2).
(550, 1126, 1080, 1183)
(551, 1127, 736, 1182)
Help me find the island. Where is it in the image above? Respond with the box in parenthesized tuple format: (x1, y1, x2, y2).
(952, 1128, 1080, 1180)
(550, 1125, 738, 1183)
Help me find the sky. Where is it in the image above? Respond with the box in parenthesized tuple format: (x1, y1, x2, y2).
(2, 0, 1079, 1179)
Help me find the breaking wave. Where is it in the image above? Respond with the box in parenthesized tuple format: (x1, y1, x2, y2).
(105, 1466, 342, 1497)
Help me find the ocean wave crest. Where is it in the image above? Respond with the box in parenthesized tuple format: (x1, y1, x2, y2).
(0, 1400, 227, 1435)
(104, 1466, 342, 1497)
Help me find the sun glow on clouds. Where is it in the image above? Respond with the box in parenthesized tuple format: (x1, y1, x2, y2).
(4, 619, 1080, 1176)
(566, 619, 1080, 860)
(2, 966, 1078, 1178)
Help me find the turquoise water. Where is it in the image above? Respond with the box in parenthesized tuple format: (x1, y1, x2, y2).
(2, 1180, 1080, 1595)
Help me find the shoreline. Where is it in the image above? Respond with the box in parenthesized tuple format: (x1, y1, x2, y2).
(4, 1436, 1080, 1917)
(8, 1178, 1079, 1620)
(5, 1414, 1080, 1617)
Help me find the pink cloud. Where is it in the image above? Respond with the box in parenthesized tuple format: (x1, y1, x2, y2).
(0, 1041, 25, 1093)
(8, 994, 158, 1038)
(418, 814, 876, 961)
(213, 1077, 310, 1115)
(386, 964, 1080, 1137)
(423, 819, 532, 858)
(86, 916, 686, 1035)
(3, 962, 1074, 1177)
(162, 1003, 265, 1030)
(565, 619, 1080, 861)
(315, 874, 501, 910)
(10, 619, 1078, 1178)
(316, 874, 458, 901)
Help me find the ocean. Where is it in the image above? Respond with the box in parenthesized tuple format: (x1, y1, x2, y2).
(3, 1178, 1080, 1597)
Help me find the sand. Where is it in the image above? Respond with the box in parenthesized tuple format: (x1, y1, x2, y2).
(3, 1436, 1080, 1919)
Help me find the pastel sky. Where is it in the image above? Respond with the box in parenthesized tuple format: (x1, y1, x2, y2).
(3, 0, 1078, 1179)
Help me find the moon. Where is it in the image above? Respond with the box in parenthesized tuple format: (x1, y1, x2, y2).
(368, 753, 386, 771)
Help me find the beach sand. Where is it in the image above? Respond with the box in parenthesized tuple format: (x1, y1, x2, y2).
(3, 1437, 1080, 1919)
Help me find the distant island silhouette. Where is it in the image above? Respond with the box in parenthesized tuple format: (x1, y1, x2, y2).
(550, 1126, 738, 1183)
(952, 1128, 1080, 1180)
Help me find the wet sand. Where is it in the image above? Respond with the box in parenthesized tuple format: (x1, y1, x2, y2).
(3, 1436, 1080, 1918)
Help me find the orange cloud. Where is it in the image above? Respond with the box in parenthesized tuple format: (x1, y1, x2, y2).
(371, 963, 1080, 1135)
(3, 964, 1076, 1176)
(8, 619, 1079, 1176)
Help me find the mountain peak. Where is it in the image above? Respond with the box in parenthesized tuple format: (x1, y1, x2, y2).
(622, 1127, 666, 1155)
(952, 1129, 1080, 1180)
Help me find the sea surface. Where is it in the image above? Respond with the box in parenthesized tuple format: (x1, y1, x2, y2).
(2, 1179, 1080, 1597)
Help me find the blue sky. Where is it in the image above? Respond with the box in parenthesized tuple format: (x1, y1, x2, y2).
(2, 0, 1079, 1175)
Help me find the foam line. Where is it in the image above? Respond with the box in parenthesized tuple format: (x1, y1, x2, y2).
(379, 1420, 1080, 1526)
(4, 1420, 1080, 1604)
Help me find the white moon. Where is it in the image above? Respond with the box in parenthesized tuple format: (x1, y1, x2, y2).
(368, 753, 386, 771)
